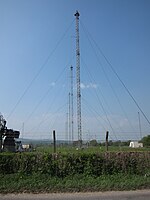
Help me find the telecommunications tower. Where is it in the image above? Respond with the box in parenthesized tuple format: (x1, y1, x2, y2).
(70, 66, 74, 142)
(74, 11, 82, 146)
(67, 66, 74, 143)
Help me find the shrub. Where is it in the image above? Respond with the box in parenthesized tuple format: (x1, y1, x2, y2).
(0, 152, 149, 177)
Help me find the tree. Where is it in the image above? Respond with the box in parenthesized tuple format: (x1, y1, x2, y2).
(89, 139, 98, 146)
(140, 135, 150, 147)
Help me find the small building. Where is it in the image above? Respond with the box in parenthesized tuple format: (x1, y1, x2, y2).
(129, 141, 143, 148)
(22, 144, 32, 151)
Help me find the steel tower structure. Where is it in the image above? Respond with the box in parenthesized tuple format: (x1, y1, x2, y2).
(68, 92, 71, 142)
(74, 11, 82, 146)
(68, 66, 74, 143)
(70, 66, 74, 142)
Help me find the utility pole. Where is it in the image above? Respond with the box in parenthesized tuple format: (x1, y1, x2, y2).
(70, 66, 74, 142)
(74, 11, 82, 147)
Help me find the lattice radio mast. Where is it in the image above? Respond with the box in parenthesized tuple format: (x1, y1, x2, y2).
(74, 11, 82, 146)
(70, 66, 74, 142)
(68, 92, 71, 142)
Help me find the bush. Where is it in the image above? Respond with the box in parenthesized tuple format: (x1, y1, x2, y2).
(0, 152, 150, 177)
(140, 135, 150, 147)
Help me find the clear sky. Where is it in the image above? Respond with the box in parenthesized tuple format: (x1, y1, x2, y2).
(0, 0, 150, 141)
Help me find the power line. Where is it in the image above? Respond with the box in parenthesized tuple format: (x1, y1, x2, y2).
(24, 65, 68, 124)
(81, 57, 118, 140)
(80, 21, 136, 135)
(7, 19, 75, 119)
(80, 20, 150, 128)
(82, 96, 107, 131)
(26, 69, 69, 134)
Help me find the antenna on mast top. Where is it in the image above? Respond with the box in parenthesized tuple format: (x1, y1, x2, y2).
(74, 10, 80, 18)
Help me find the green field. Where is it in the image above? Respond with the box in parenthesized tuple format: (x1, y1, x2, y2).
(35, 145, 150, 154)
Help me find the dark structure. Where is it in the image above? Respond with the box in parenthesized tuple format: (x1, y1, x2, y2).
(0, 114, 20, 152)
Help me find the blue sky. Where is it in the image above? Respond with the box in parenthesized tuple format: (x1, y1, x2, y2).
(0, 0, 150, 141)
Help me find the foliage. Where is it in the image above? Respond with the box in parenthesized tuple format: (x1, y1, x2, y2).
(99, 140, 131, 147)
(0, 152, 150, 177)
(140, 135, 150, 147)
(89, 139, 98, 146)
(0, 151, 150, 193)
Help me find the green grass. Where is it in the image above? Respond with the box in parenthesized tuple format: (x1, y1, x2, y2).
(0, 173, 150, 193)
(36, 145, 150, 154)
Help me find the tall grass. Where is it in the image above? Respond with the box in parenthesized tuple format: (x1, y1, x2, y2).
(0, 173, 150, 193)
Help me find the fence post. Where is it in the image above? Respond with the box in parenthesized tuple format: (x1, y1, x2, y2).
(106, 131, 109, 151)
(53, 130, 56, 153)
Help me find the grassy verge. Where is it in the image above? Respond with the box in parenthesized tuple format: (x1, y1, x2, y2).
(0, 173, 150, 193)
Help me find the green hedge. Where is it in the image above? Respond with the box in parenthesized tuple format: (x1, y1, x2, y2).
(0, 152, 150, 177)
